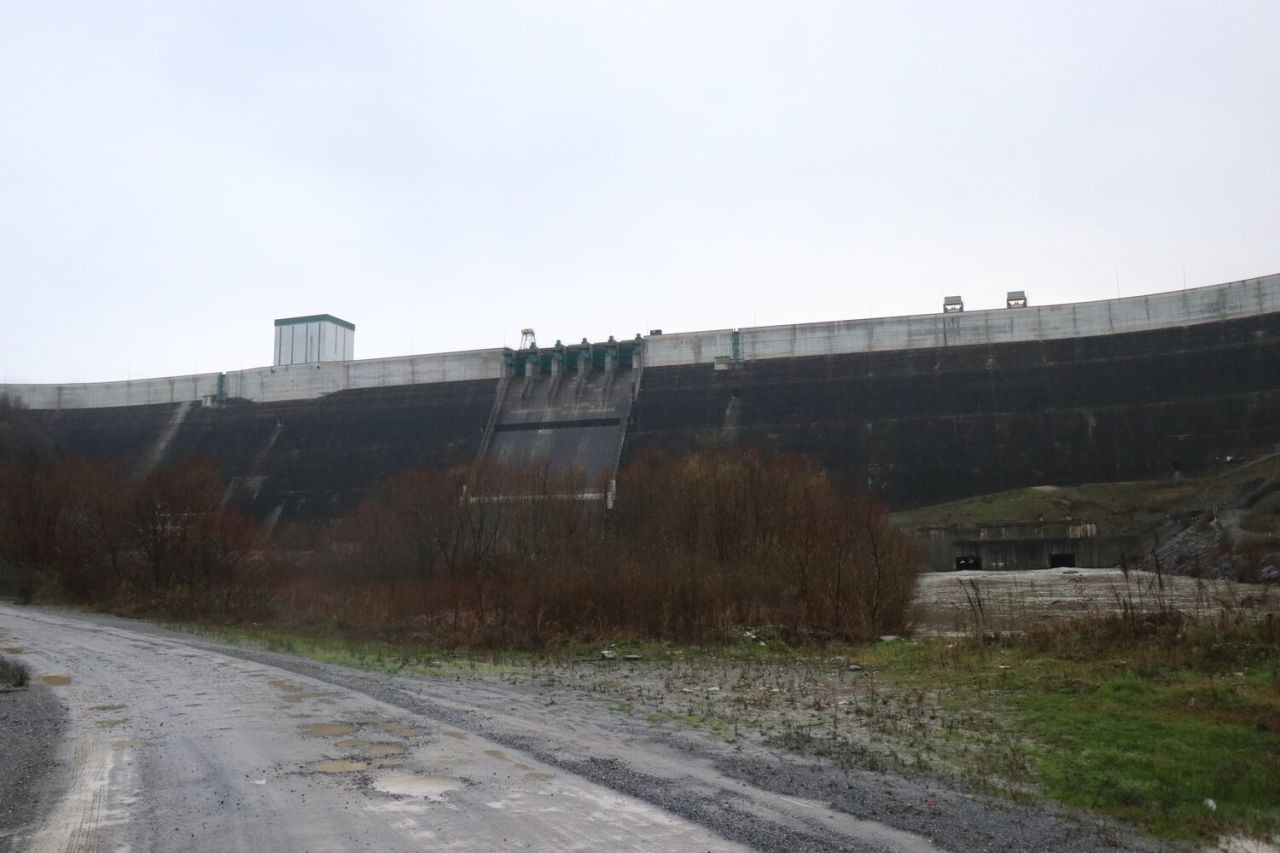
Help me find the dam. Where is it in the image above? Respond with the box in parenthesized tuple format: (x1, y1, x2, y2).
(4, 274, 1279, 523)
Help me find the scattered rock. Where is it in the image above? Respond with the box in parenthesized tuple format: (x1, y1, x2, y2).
(600, 649, 617, 660)
(622, 654, 642, 661)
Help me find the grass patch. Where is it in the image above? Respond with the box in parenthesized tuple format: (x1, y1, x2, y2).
(1019, 681, 1278, 840)
(893, 454, 1280, 532)
(173, 622, 528, 678)
(857, 619, 1280, 843)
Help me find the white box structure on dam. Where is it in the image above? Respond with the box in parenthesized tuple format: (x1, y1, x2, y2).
(273, 314, 355, 367)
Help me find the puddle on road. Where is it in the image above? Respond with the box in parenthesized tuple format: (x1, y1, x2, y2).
(356, 712, 397, 724)
(483, 749, 509, 762)
(281, 692, 338, 704)
(525, 771, 554, 782)
(41, 675, 71, 686)
(111, 739, 140, 749)
(308, 759, 368, 774)
(331, 738, 406, 757)
(372, 772, 462, 800)
(96, 718, 128, 729)
(2, 647, 24, 654)
(302, 723, 358, 737)
(89, 704, 126, 712)
(442, 730, 467, 740)
(269, 679, 305, 692)
(376, 722, 417, 738)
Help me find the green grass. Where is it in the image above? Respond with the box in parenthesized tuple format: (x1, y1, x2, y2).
(892, 480, 1194, 531)
(1019, 680, 1278, 840)
(173, 622, 529, 678)
(893, 452, 1280, 534)
(858, 634, 1280, 843)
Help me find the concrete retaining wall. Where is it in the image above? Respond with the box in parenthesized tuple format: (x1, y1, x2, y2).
(913, 523, 1141, 572)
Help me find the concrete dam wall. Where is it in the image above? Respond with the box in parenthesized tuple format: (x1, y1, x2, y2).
(5, 274, 1280, 523)
(626, 309, 1280, 508)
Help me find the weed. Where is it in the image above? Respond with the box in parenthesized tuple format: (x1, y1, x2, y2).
(0, 655, 29, 688)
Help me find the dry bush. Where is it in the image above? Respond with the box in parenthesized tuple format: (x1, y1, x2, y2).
(0, 453, 264, 613)
(0, 655, 29, 688)
(310, 449, 921, 646)
(612, 449, 921, 642)
(0, 422, 920, 647)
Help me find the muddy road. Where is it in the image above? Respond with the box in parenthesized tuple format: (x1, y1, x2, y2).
(0, 606, 1158, 852)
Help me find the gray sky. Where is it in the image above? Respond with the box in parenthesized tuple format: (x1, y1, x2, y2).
(2, 1, 1277, 383)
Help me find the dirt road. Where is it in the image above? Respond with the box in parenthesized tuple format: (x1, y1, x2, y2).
(0, 605, 1157, 852)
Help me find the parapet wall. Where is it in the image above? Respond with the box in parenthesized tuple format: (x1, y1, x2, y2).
(5, 274, 1279, 410)
(223, 349, 506, 404)
(5, 349, 506, 410)
(2, 373, 226, 410)
(643, 274, 1280, 367)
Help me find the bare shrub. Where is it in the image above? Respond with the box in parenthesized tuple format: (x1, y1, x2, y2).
(0, 655, 29, 688)
(0, 427, 919, 647)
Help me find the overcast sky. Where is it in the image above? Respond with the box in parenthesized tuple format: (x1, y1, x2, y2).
(2, 1, 1277, 383)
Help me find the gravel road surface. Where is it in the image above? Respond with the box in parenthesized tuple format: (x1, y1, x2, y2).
(0, 605, 1162, 852)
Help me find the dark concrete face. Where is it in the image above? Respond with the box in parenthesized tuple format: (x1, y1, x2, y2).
(624, 313, 1280, 509)
(29, 380, 499, 522)
(21, 312, 1280, 523)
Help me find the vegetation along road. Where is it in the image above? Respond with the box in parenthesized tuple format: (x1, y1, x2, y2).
(0, 604, 1171, 852)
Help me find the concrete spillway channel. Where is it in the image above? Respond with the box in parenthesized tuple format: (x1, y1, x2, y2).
(484, 355, 637, 496)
